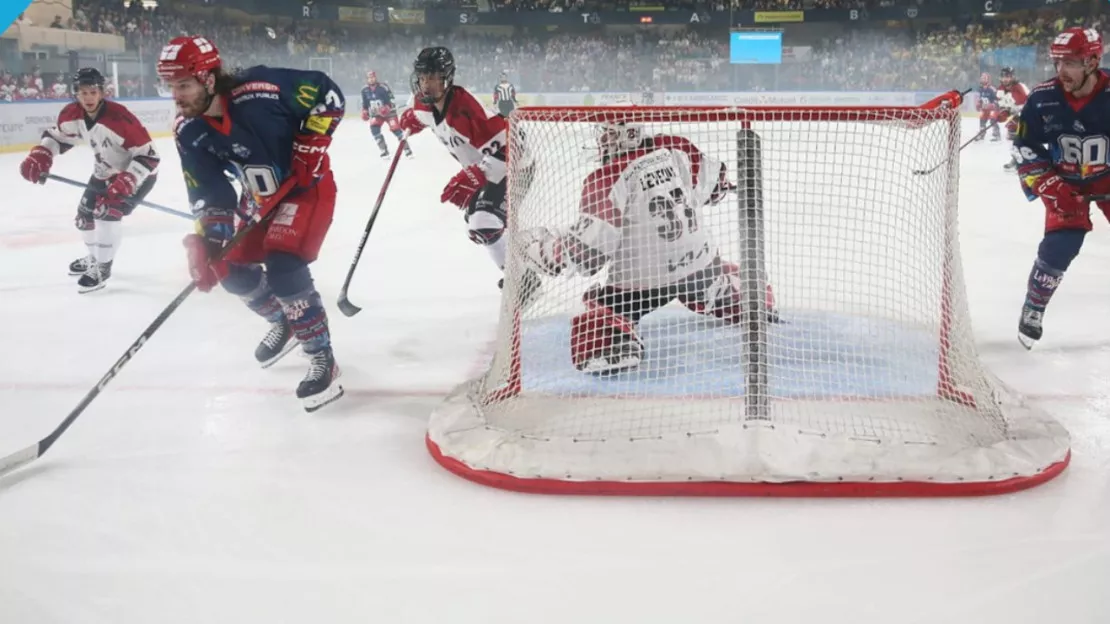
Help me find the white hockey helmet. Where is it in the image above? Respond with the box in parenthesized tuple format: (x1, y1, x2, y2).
(595, 121, 644, 160)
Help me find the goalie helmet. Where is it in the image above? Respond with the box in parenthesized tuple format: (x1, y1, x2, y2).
(595, 120, 645, 161)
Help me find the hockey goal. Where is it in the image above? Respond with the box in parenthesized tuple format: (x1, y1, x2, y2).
(427, 105, 1071, 496)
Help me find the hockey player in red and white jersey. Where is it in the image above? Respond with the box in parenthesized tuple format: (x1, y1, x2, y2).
(998, 66, 1031, 171)
(398, 47, 527, 290)
(521, 121, 778, 374)
(18, 67, 159, 293)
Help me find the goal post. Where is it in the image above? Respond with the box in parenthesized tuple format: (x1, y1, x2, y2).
(427, 105, 1071, 496)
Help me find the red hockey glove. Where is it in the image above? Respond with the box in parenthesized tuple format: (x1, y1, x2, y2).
(398, 107, 425, 136)
(1034, 173, 1087, 216)
(379, 104, 392, 117)
(291, 132, 332, 188)
(708, 164, 735, 205)
(94, 172, 138, 219)
(441, 164, 486, 209)
(19, 146, 52, 184)
(182, 233, 228, 293)
(361, 109, 370, 122)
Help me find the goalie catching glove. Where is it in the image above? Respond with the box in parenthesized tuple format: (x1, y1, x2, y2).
(523, 214, 622, 278)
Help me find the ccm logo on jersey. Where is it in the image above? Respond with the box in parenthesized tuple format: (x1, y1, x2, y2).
(294, 142, 328, 154)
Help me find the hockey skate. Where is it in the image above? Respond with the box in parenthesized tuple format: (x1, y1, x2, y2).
(1018, 303, 1044, 350)
(578, 332, 644, 376)
(255, 319, 298, 368)
(297, 348, 344, 412)
(403, 146, 414, 159)
(379, 149, 391, 160)
(77, 260, 111, 294)
(69, 255, 93, 276)
(1003, 158, 1018, 171)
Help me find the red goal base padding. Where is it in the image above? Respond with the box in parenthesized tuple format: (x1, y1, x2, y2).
(426, 436, 1070, 497)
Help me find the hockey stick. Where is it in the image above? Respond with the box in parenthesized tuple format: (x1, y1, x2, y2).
(336, 131, 410, 317)
(912, 119, 1001, 176)
(0, 178, 297, 480)
(46, 174, 193, 220)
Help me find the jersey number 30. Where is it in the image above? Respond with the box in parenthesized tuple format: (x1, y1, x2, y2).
(649, 188, 698, 242)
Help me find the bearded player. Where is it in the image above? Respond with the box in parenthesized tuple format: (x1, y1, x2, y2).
(976, 72, 1002, 142)
(398, 46, 539, 297)
(520, 121, 778, 374)
(998, 67, 1031, 171)
(158, 35, 345, 411)
(1011, 27, 1110, 349)
(18, 67, 159, 293)
(361, 71, 412, 160)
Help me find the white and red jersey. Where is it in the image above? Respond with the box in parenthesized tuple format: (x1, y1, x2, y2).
(40, 100, 160, 184)
(998, 81, 1030, 107)
(49, 81, 68, 99)
(570, 135, 725, 290)
(412, 85, 507, 183)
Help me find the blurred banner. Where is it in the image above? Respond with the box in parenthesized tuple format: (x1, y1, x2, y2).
(753, 11, 804, 23)
(337, 6, 374, 23)
(979, 45, 1038, 69)
(0, 0, 33, 29)
(388, 9, 425, 25)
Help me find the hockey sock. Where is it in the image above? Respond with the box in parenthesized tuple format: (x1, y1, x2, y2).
(81, 226, 97, 259)
(267, 252, 331, 354)
(222, 264, 284, 323)
(92, 220, 123, 264)
(1025, 229, 1085, 310)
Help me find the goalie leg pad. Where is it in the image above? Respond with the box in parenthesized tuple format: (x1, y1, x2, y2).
(679, 260, 778, 323)
(570, 305, 644, 374)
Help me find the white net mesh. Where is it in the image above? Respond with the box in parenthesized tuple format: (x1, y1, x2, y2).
(427, 106, 1070, 495)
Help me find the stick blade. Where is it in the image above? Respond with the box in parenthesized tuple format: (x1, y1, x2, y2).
(0, 443, 41, 479)
(336, 293, 362, 317)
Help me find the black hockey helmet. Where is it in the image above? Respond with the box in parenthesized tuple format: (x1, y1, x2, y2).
(72, 67, 106, 93)
(1000, 66, 1015, 79)
(411, 47, 455, 105)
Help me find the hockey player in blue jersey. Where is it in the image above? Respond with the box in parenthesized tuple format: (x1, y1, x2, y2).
(1011, 26, 1110, 349)
(361, 71, 412, 160)
(157, 35, 345, 411)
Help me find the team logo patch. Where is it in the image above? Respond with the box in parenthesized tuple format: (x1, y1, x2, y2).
(273, 203, 299, 226)
(295, 83, 319, 109)
(231, 143, 251, 159)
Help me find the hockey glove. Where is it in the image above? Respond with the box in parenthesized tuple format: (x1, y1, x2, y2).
(20, 146, 53, 184)
(291, 132, 332, 188)
(182, 233, 228, 293)
(360, 109, 370, 122)
(93, 172, 138, 219)
(1034, 173, 1087, 216)
(398, 108, 425, 136)
(708, 164, 736, 205)
(442, 164, 486, 209)
(379, 104, 392, 117)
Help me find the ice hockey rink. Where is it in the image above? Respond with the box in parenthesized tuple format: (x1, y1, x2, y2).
(0, 115, 1107, 623)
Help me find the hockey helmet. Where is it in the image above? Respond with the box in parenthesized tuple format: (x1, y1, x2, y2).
(595, 120, 645, 161)
(156, 36, 222, 82)
(1000, 66, 1015, 83)
(979, 72, 991, 85)
(72, 67, 106, 93)
(366, 70, 377, 85)
(411, 47, 456, 104)
(1050, 27, 1103, 63)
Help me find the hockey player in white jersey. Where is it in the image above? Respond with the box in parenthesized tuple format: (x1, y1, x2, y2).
(522, 120, 777, 374)
(18, 67, 159, 293)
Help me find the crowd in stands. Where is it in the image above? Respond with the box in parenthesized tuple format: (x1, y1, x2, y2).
(0, 0, 1101, 101)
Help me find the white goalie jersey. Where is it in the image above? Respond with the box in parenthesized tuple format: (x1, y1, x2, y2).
(527, 134, 729, 290)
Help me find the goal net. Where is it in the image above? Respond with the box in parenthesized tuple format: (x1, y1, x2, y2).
(427, 105, 1071, 496)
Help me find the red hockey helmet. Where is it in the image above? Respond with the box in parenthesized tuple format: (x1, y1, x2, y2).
(157, 36, 221, 81)
(366, 71, 377, 84)
(1050, 27, 1103, 62)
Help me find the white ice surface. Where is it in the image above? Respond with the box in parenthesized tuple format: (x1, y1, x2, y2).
(0, 119, 1108, 624)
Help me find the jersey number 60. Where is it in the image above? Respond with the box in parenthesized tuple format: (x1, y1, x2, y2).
(1058, 134, 1109, 168)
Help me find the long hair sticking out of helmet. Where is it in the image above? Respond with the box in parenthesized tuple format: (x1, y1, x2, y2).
(156, 36, 230, 113)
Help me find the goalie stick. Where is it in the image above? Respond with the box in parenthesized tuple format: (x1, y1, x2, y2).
(46, 174, 192, 220)
(336, 131, 409, 317)
(0, 177, 297, 480)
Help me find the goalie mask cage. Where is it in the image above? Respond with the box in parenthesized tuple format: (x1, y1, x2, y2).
(427, 105, 1071, 496)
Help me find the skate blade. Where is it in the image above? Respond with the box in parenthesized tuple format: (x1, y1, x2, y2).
(1017, 333, 1038, 350)
(303, 382, 344, 413)
(258, 340, 300, 369)
(581, 355, 642, 376)
(78, 281, 107, 294)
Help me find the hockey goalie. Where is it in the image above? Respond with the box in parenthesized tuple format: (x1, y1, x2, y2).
(522, 120, 777, 374)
